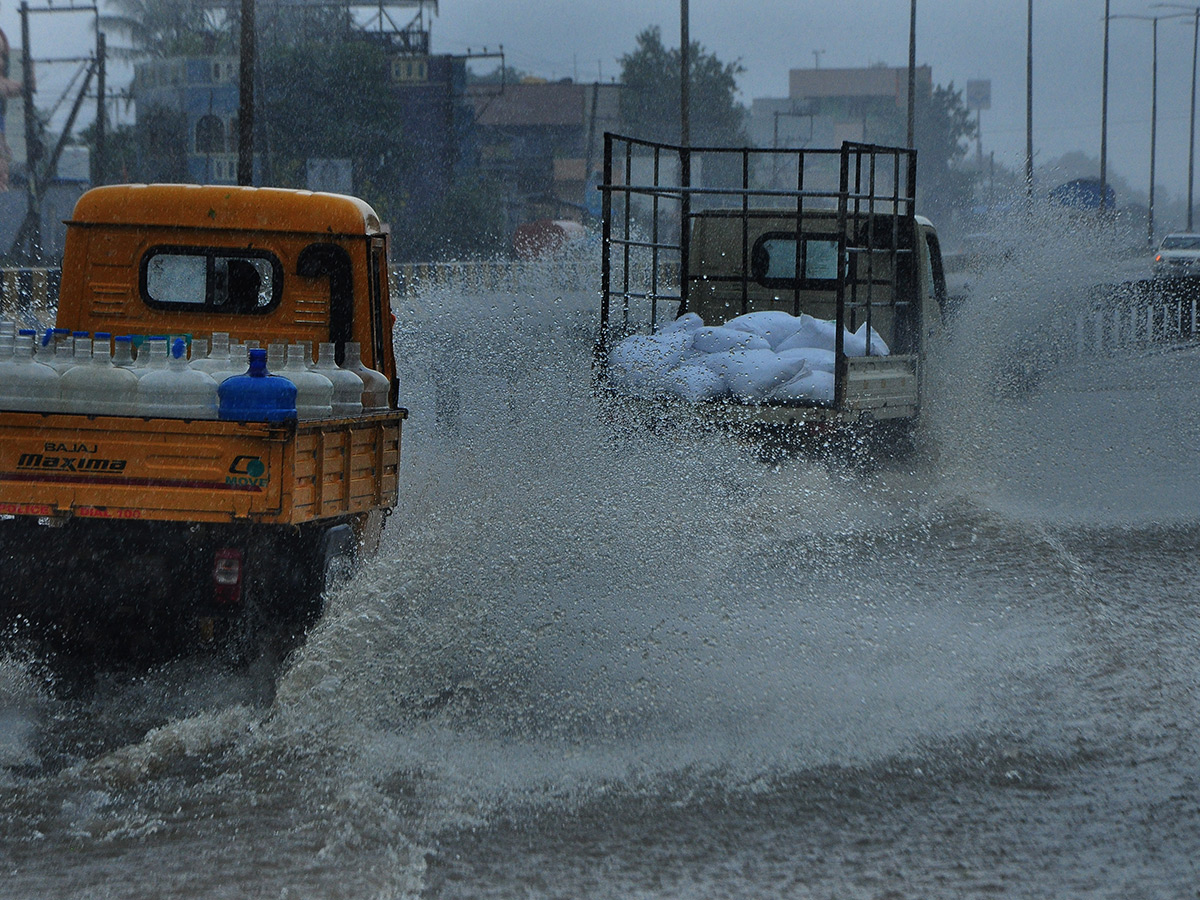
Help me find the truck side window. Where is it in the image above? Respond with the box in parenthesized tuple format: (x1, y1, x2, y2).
(922, 231, 949, 318)
(141, 247, 281, 313)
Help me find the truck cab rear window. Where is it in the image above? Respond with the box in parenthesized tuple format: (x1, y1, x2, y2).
(751, 233, 840, 288)
(141, 248, 282, 313)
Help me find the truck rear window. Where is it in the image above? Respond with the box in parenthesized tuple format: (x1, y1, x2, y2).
(751, 232, 840, 288)
(141, 247, 282, 313)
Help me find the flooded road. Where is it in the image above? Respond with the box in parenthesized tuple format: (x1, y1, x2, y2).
(3, 240, 1200, 897)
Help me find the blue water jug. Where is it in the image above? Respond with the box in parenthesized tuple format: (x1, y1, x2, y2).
(218, 347, 297, 422)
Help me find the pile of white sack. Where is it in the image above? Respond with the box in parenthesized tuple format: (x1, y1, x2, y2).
(606, 310, 889, 404)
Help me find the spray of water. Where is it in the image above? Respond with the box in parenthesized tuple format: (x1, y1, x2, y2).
(1, 231, 1164, 897)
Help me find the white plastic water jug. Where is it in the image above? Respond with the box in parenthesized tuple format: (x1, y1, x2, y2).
(135, 336, 170, 379)
(112, 335, 135, 368)
(191, 332, 232, 378)
(48, 331, 80, 374)
(315, 342, 363, 417)
(342, 341, 390, 412)
(284, 343, 333, 420)
(0, 330, 60, 412)
(136, 337, 218, 419)
(60, 333, 138, 415)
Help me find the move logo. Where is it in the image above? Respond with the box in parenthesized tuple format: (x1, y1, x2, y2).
(17, 452, 127, 473)
(227, 454, 269, 488)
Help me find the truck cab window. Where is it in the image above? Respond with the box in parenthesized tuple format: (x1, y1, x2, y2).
(142, 248, 281, 313)
(751, 233, 840, 287)
(145, 253, 206, 305)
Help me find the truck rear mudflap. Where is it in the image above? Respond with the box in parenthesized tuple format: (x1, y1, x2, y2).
(0, 410, 404, 525)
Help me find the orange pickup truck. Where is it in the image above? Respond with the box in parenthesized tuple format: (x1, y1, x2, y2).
(0, 184, 406, 655)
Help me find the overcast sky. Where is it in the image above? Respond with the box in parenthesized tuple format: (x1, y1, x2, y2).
(0, 0, 1191, 202)
(430, 0, 1195, 202)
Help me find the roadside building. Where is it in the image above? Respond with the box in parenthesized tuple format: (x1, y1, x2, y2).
(469, 79, 620, 235)
(131, 40, 474, 209)
(748, 64, 932, 150)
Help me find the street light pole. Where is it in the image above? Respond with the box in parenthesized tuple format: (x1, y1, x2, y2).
(1190, 10, 1198, 228)
(680, 0, 689, 147)
(237, 0, 255, 186)
(1101, 0, 1110, 213)
(1110, 14, 1184, 244)
(907, 0, 916, 149)
(1153, 18, 1160, 242)
(1026, 0, 1034, 202)
(1156, 4, 1200, 230)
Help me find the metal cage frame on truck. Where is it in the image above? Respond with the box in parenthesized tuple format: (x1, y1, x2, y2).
(596, 133, 927, 419)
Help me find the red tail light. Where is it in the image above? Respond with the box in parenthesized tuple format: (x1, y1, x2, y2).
(212, 548, 244, 606)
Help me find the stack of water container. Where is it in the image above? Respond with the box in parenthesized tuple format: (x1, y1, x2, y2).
(0, 321, 393, 423)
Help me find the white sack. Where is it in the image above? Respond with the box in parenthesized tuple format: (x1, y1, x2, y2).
(776, 314, 839, 353)
(692, 325, 770, 355)
(769, 368, 836, 403)
(778, 346, 836, 374)
(663, 363, 728, 402)
(608, 332, 695, 392)
(846, 321, 890, 357)
(660, 312, 705, 334)
(710, 348, 812, 402)
(775, 314, 890, 357)
(722, 310, 806, 350)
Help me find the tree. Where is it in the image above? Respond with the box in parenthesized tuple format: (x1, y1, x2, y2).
(100, 0, 231, 58)
(619, 26, 746, 146)
(78, 120, 139, 184)
(467, 64, 529, 86)
(259, 40, 413, 219)
(913, 82, 977, 225)
(393, 174, 507, 261)
(874, 81, 977, 226)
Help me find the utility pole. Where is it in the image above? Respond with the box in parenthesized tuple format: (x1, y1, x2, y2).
(907, 0, 916, 150)
(95, 30, 106, 186)
(18, 1, 41, 260)
(1100, 0, 1111, 213)
(237, 0, 255, 186)
(1026, 0, 1034, 202)
(680, 0, 689, 147)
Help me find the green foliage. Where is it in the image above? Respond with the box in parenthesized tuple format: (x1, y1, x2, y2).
(259, 40, 413, 218)
(914, 82, 977, 223)
(875, 81, 978, 222)
(393, 174, 508, 261)
(619, 26, 746, 146)
(100, 0, 232, 59)
(77, 121, 140, 184)
(135, 105, 188, 182)
(467, 64, 529, 86)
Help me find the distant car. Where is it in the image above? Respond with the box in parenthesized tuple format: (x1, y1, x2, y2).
(1153, 233, 1200, 277)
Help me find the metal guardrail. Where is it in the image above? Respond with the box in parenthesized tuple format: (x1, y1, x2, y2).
(26, 263, 1198, 358)
(392, 259, 601, 299)
(1065, 278, 1200, 354)
(4, 260, 610, 313)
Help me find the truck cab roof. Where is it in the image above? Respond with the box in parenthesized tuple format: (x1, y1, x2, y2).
(68, 184, 385, 238)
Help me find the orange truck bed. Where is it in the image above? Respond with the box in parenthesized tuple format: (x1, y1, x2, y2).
(0, 409, 404, 525)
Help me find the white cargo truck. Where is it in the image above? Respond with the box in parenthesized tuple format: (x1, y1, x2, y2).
(596, 135, 949, 451)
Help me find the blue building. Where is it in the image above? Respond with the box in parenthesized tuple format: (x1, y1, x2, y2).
(134, 56, 243, 185)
